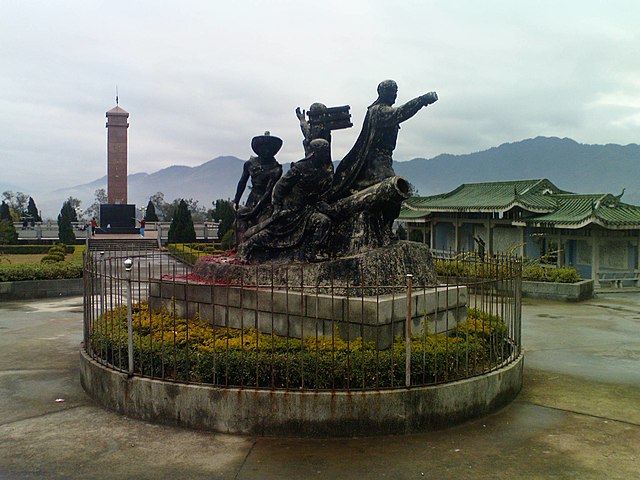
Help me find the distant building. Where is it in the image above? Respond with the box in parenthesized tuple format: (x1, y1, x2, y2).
(399, 179, 640, 286)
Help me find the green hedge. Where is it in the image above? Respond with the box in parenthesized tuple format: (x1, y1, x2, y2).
(90, 304, 511, 389)
(521, 264, 580, 283)
(435, 258, 580, 284)
(168, 243, 225, 265)
(0, 244, 75, 254)
(0, 262, 83, 282)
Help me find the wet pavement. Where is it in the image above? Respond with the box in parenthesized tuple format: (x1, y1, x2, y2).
(0, 293, 639, 479)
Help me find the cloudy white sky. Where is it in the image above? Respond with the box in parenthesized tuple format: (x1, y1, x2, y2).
(1, 0, 639, 195)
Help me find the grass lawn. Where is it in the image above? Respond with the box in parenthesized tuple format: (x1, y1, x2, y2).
(1, 254, 76, 265)
(1, 246, 85, 266)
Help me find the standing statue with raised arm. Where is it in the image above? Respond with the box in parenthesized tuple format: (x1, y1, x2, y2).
(233, 132, 283, 246)
(325, 80, 438, 246)
(296, 103, 333, 156)
(329, 80, 438, 200)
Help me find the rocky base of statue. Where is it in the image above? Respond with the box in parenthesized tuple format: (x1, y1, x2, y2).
(193, 241, 437, 296)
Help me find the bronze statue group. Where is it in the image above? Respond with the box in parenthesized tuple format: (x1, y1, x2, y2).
(233, 80, 438, 263)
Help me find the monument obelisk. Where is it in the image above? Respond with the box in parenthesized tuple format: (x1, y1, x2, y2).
(106, 103, 129, 204)
(99, 97, 137, 233)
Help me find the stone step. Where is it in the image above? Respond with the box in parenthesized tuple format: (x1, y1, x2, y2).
(88, 238, 158, 252)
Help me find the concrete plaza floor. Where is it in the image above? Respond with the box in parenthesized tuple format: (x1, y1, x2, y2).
(0, 292, 639, 479)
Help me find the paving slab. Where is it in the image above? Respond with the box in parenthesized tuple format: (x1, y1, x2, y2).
(1, 293, 639, 479)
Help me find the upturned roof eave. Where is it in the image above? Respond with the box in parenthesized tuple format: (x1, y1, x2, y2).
(520, 215, 640, 230)
(409, 200, 553, 214)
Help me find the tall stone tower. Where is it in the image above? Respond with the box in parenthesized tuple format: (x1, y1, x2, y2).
(105, 105, 129, 204)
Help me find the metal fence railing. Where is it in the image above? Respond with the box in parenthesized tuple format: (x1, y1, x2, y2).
(83, 247, 522, 391)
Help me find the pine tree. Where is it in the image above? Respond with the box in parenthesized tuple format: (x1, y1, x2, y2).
(57, 201, 76, 244)
(168, 199, 196, 243)
(27, 197, 42, 222)
(0, 220, 18, 244)
(0, 202, 10, 221)
(211, 199, 235, 239)
(144, 200, 159, 222)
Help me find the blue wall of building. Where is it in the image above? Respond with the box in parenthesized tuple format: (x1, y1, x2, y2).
(435, 223, 454, 250)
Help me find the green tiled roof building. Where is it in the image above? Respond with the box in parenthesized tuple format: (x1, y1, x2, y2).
(400, 179, 640, 286)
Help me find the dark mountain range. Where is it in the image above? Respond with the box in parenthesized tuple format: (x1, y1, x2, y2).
(395, 136, 639, 203)
(39, 136, 639, 218)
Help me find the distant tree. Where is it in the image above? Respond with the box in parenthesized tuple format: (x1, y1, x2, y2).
(84, 188, 107, 221)
(149, 192, 170, 220)
(64, 196, 81, 222)
(57, 200, 76, 244)
(2, 191, 28, 220)
(0, 219, 18, 245)
(220, 229, 234, 250)
(211, 199, 235, 239)
(144, 200, 159, 222)
(27, 197, 42, 222)
(168, 199, 196, 243)
(0, 202, 10, 221)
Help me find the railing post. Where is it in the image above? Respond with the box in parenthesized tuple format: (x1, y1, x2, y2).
(124, 258, 134, 377)
(99, 251, 105, 314)
(406, 273, 413, 387)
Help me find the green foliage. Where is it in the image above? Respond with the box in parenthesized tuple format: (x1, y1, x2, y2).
(40, 244, 68, 264)
(57, 200, 76, 244)
(2, 191, 29, 218)
(0, 262, 83, 282)
(168, 243, 225, 265)
(211, 199, 235, 239)
(0, 202, 11, 221)
(144, 200, 159, 222)
(27, 197, 41, 222)
(90, 303, 511, 389)
(434, 257, 580, 284)
(522, 264, 580, 283)
(434, 257, 510, 279)
(0, 219, 18, 245)
(0, 244, 74, 254)
(168, 200, 196, 244)
(0, 243, 83, 280)
(220, 229, 234, 250)
(84, 189, 107, 221)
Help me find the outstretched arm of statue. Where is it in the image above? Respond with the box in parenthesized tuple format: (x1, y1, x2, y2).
(379, 91, 439, 126)
(419, 91, 438, 106)
(233, 162, 251, 208)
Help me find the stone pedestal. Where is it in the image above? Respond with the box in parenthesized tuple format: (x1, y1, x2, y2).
(194, 241, 438, 296)
(149, 281, 466, 349)
(150, 241, 466, 349)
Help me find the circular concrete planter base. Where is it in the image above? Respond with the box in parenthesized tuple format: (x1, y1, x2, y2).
(80, 348, 523, 437)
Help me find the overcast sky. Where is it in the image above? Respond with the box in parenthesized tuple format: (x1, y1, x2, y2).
(1, 0, 639, 195)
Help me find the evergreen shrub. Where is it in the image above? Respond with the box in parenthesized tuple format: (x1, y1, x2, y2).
(168, 200, 196, 244)
(0, 262, 83, 282)
(90, 304, 511, 389)
(0, 245, 75, 254)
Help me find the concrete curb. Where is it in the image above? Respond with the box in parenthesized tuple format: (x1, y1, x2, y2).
(522, 279, 593, 302)
(0, 278, 83, 301)
(80, 347, 524, 437)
